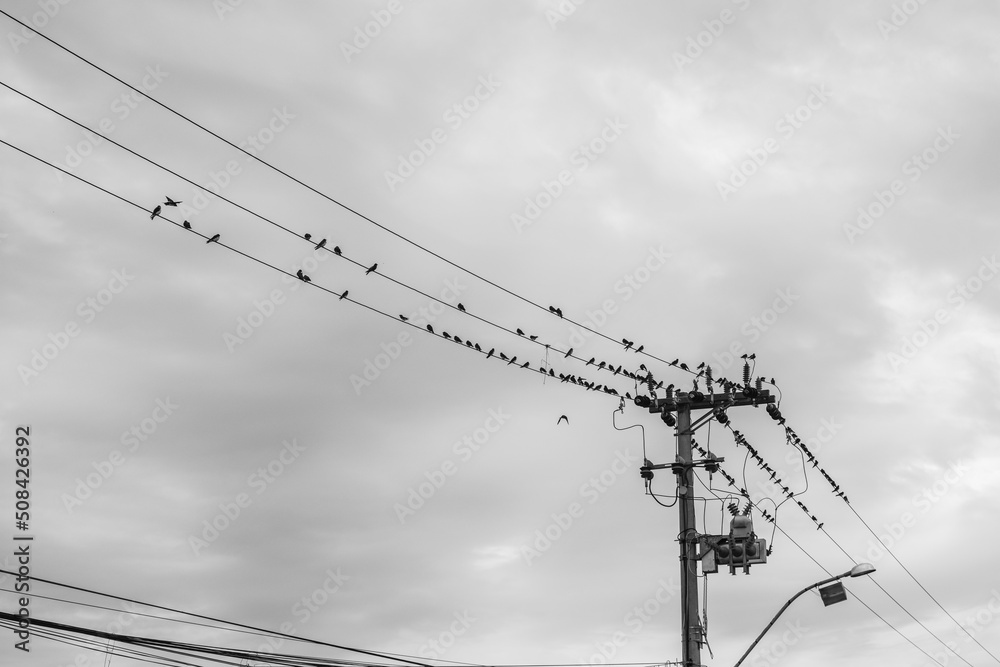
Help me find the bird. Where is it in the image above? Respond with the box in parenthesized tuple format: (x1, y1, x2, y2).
(365, 263, 378, 275)
(516, 328, 525, 336)
(339, 290, 349, 300)
(635, 345, 644, 353)
(333, 246, 342, 255)
(304, 233, 312, 241)
(500, 352, 509, 361)
(466, 340, 473, 347)
(679, 363, 689, 371)
(296, 269, 308, 281)
(426, 324, 434, 334)
(399, 314, 409, 321)
(697, 362, 705, 370)
(163, 196, 181, 206)
(564, 348, 573, 358)
(315, 238, 327, 250)
(486, 348, 494, 359)
(529, 335, 538, 341)
(474, 343, 482, 352)
(454, 336, 463, 344)
(150, 205, 161, 220)
(521, 361, 529, 368)
(670, 359, 679, 366)
(507, 356, 517, 366)
(206, 234, 220, 244)
(443, 332, 451, 340)
(587, 357, 595, 366)
(182, 221, 191, 229)
(457, 303, 466, 312)
(557, 415, 569, 425)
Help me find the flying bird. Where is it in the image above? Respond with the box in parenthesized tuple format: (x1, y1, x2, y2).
(339, 290, 348, 300)
(150, 205, 161, 220)
(315, 238, 327, 250)
(557, 415, 569, 425)
(206, 234, 220, 244)
(457, 303, 466, 312)
(182, 221, 191, 229)
(333, 246, 342, 255)
(163, 196, 181, 206)
(365, 262, 378, 275)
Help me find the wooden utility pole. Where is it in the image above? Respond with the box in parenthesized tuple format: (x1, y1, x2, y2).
(646, 388, 774, 667)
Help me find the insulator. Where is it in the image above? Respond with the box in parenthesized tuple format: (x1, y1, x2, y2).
(742, 362, 750, 385)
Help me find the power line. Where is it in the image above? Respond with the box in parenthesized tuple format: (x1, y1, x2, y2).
(0, 135, 638, 402)
(0, 8, 705, 387)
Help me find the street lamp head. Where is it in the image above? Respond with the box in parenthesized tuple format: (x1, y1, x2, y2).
(849, 563, 876, 577)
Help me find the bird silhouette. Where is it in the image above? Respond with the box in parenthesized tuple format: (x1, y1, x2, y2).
(454, 336, 463, 344)
(339, 290, 349, 300)
(206, 234, 220, 244)
(500, 352, 509, 361)
(635, 345, 644, 353)
(474, 343, 481, 352)
(587, 358, 595, 366)
(296, 269, 308, 281)
(426, 324, 434, 333)
(150, 205, 161, 220)
(457, 303, 466, 312)
(443, 332, 451, 340)
(679, 363, 689, 371)
(697, 362, 705, 370)
(365, 263, 378, 275)
(486, 348, 494, 359)
(557, 415, 569, 425)
(399, 314, 409, 321)
(163, 196, 181, 206)
(183, 221, 191, 229)
(304, 233, 312, 241)
(564, 348, 573, 358)
(507, 356, 517, 366)
(315, 239, 327, 250)
(521, 361, 529, 368)
(516, 328, 525, 336)
(670, 359, 679, 366)
(529, 335, 538, 341)
(333, 246, 342, 255)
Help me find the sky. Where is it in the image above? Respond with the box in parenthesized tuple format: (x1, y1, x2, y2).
(1, 1, 1000, 666)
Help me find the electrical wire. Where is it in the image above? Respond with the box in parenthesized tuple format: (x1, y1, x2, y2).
(0, 9, 710, 390)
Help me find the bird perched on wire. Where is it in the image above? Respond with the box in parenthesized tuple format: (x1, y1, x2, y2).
(365, 262, 378, 275)
(150, 205, 161, 220)
(296, 269, 310, 282)
(516, 328, 525, 336)
(183, 221, 191, 229)
(399, 314, 408, 321)
(426, 324, 434, 333)
(304, 233, 312, 241)
(457, 303, 466, 312)
(163, 196, 181, 207)
(564, 348, 573, 358)
(315, 238, 327, 250)
(206, 234, 220, 244)
(339, 290, 348, 301)
(557, 415, 569, 425)
(333, 246, 342, 255)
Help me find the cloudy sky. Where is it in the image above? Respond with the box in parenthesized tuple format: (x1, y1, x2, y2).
(2, 1, 999, 666)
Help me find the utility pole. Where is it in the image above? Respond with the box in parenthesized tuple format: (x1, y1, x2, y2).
(676, 401, 701, 667)
(642, 388, 774, 667)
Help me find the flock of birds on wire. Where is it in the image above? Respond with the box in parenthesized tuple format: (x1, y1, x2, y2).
(147, 195, 851, 535)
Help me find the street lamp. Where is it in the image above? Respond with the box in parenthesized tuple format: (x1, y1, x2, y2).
(732, 563, 876, 667)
